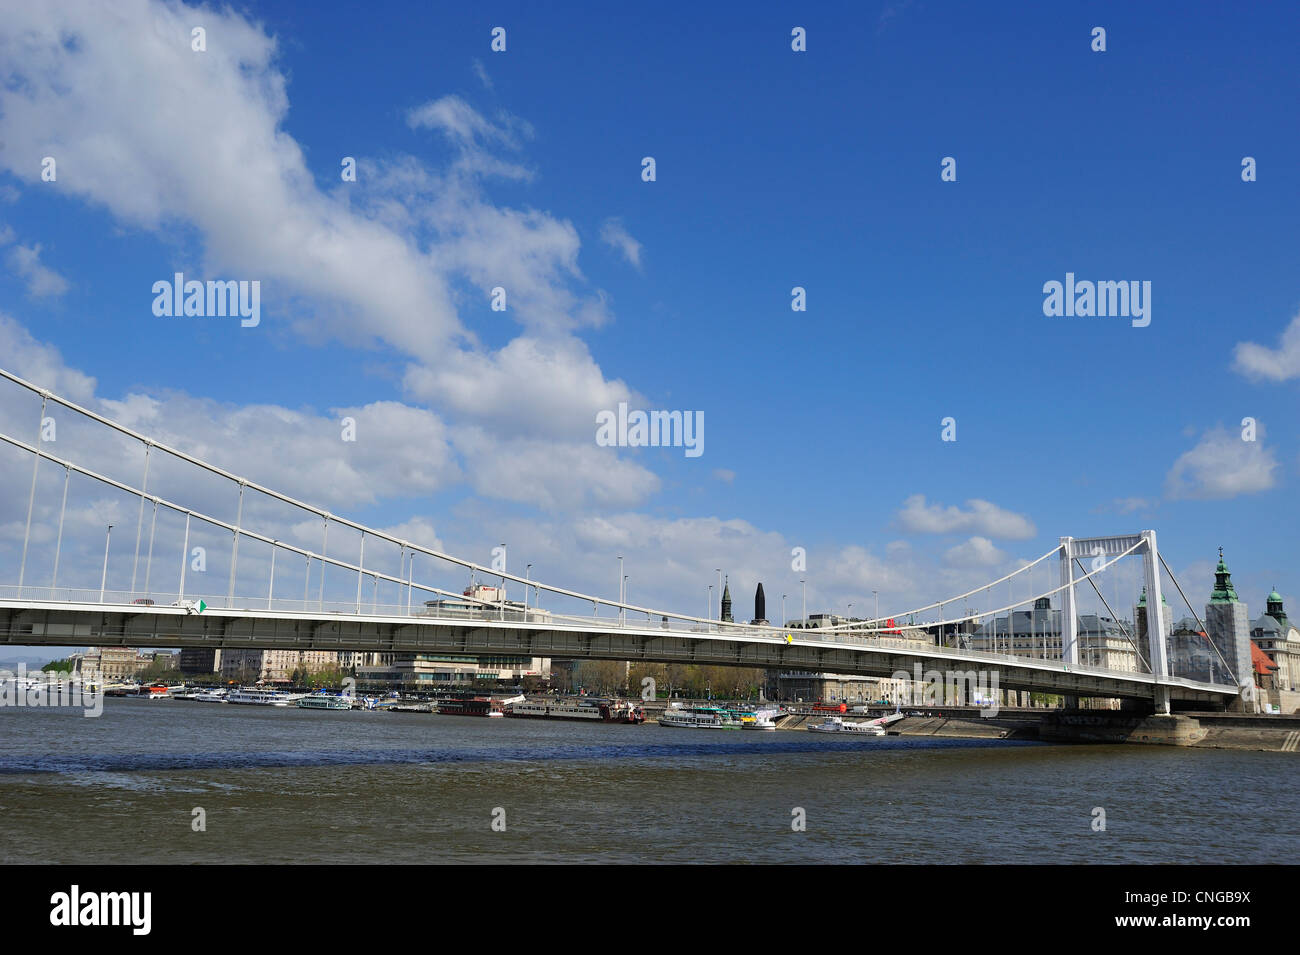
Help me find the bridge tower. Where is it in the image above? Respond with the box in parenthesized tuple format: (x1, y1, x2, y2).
(1060, 531, 1170, 714)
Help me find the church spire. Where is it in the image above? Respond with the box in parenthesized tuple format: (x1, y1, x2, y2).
(721, 576, 732, 623)
(1209, 547, 1239, 604)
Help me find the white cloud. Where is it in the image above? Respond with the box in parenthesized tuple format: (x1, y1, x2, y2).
(0, 228, 69, 298)
(942, 536, 1007, 568)
(406, 94, 533, 181)
(0, 3, 609, 363)
(408, 94, 524, 150)
(6, 243, 69, 298)
(375, 517, 444, 553)
(712, 468, 735, 484)
(97, 394, 461, 511)
(0, 2, 463, 360)
(895, 494, 1036, 540)
(472, 59, 493, 91)
(599, 217, 643, 269)
(512, 512, 1023, 624)
(0, 2, 655, 516)
(1092, 496, 1156, 517)
(0, 313, 97, 406)
(1165, 426, 1279, 500)
(453, 426, 660, 511)
(1232, 310, 1300, 383)
(402, 335, 635, 440)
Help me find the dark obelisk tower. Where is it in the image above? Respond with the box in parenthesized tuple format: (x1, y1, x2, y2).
(721, 577, 733, 623)
(753, 583, 768, 625)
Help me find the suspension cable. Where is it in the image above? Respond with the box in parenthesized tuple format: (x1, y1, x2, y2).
(847, 544, 1063, 631)
(1072, 556, 1149, 672)
(1158, 553, 1241, 686)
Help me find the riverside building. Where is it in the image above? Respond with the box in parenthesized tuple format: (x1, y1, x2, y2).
(352, 585, 552, 690)
(971, 597, 1138, 671)
(219, 649, 340, 683)
(1250, 588, 1300, 713)
(776, 615, 935, 704)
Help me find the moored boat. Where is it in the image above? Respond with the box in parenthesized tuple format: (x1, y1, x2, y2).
(296, 692, 353, 710)
(807, 716, 886, 736)
(507, 698, 645, 723)
(657, 703, 739, 728)
(226, 688, 303, 706)
(435, 695, 505, 717)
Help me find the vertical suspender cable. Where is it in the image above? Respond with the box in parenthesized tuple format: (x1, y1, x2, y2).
(356, 533, 365, 614)
(227, 482, 244, 606)
(130, 442, 152, 595)
(143, 498, 158, 598)
(318, 516, 329, 610)
(51, 464, 70, 592)
(179, 512, 191, 600)
(17, 393, 47, 591)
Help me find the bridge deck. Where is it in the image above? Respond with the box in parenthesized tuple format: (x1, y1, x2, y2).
(0, 597, 1233, 706)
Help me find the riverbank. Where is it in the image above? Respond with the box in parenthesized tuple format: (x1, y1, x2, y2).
(769, 710, 1300, 752)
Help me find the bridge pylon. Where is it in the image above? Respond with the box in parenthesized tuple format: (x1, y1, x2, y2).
(1060, 530, 1170, 714)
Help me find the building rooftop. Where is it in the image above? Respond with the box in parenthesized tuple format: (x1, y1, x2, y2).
(1251, 640, 1278, 676)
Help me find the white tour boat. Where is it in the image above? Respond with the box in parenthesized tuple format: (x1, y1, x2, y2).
(296, 693, 353, 710)
(807, 716, 886, 736)
(226, 688, 303, 706)
(657, 704, 738, 728)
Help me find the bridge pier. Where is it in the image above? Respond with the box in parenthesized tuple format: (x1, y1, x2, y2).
(1154, 685, 1171, 715)
(1040, 711, 1205, 745)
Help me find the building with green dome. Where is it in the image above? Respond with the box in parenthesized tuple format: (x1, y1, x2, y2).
(1251, 587, 1300, 700)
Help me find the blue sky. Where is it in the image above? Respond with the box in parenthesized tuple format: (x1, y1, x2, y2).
(0, 0, 1297, 631)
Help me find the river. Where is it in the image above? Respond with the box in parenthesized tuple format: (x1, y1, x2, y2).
(1, 699, 1294, 864)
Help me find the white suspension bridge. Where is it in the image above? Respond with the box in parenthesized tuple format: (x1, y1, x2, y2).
(0, 368, 1242, 713)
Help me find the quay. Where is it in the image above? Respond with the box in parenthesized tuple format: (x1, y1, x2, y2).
(637, 699, 1296, 748)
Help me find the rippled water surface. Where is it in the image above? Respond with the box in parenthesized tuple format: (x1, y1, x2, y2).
(1, 700, 1294, 863)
